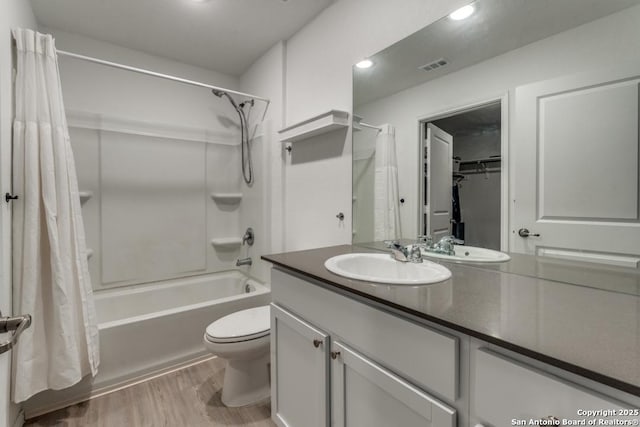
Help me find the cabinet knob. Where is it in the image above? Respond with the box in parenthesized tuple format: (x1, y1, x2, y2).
(312, 339, 322, 348)
(331, 351, 341, 360)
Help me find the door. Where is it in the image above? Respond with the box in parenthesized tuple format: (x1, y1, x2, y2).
(0, 313, 11, 427)
(511, 63, 640, 266)
(423, 124, 453, 240)
(331, 341, 456, 427)
(271, 304, 329, 427)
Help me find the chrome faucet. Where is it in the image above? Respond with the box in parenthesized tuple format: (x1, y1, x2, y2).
(236, 257, 252, 266)
(415, 235, 464, 256)
(384, 241, 423, 263)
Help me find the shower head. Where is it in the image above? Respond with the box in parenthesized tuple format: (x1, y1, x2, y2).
(212, 88, 254, 185)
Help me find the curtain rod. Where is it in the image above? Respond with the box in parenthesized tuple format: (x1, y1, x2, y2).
(56, 49, 271, 118)
(359, 122, 382, 131)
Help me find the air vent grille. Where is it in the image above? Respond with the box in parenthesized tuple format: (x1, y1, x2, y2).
(419, 58, 448, 72)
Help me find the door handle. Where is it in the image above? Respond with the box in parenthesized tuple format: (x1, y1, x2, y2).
(518, 228, 540, 238)
(0, 312, 32, 355)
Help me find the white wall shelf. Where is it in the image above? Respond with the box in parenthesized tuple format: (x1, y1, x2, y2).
(79, 191, 93, 204)
(352, 115, 363, 132)
(211, 238, 242, 248)
(279, 110, 350, 143)
(210, 192, 243, 203)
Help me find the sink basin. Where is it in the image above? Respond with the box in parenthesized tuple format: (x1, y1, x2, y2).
(324, 253, 452, 285)
(419, 245, 510, 263)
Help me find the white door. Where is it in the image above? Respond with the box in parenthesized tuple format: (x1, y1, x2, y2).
(271, 304, 329, 427)
(511, 63, 640, 266)
(423, 124, 453, 240)
(331, 341, 456, 427)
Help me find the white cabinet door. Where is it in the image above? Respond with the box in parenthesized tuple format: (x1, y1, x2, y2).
(511, 63, 640, 265)
(473, 349, 635, 427)
(423, 123, 453, 240)
(331, 341, 456, 427)
(271, 304, 329, 427)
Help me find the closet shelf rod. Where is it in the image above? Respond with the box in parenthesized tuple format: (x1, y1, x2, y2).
(56, 49, 271, 109)
(459, 156, 501, 165)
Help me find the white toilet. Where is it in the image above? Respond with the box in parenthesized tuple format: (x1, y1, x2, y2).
(203, 305, 271, 407)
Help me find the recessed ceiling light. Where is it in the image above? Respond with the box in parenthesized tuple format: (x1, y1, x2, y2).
(356, 59, 373, 69)
(449, 4, 475, 20)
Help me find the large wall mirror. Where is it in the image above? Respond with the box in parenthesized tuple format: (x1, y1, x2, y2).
(352, 0, 640, 294)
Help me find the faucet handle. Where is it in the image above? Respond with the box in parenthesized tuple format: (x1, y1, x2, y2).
(408, 245, 423, 263)
(383, 240, 401, 249)
(417, 235, 433, 245)
(439, 235, 464, 245)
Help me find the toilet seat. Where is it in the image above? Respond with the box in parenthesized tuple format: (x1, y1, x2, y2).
(205, 305, 270, 343)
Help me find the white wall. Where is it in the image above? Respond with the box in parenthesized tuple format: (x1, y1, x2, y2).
(281, 0, 469, 251)
(0, 2, 37, 426)
(46, 27, 238, 129)
(239, 41, 286, 282)
(354, 4, 640, 243)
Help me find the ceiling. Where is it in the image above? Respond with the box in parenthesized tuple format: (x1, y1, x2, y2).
(354, 0, 640, 107)
(30, 0, 334, 75)
(432, 102, 501, 137)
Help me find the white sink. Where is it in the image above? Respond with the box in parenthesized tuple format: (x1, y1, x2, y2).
(324, 253, 452, 285)
(419, 245, 510, 263)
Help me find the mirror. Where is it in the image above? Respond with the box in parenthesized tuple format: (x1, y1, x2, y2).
(352, 0, 640, 295)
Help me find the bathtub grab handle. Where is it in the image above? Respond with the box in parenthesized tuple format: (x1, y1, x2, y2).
(0, 312, 32, 355)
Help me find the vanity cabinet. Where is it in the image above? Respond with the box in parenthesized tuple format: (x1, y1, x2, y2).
(271, 302, 457, 427)
(271, 304, 329, 427)
(471, 348, 636, 427)
(270, 267, 640, 427)
(270, 269, 459, 427)
(331, 340, 456, 427)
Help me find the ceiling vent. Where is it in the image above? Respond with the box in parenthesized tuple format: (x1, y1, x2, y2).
(419, 58, 448, 72)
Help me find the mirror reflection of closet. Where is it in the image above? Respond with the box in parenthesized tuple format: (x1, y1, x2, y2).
(421, 101, 501, 250)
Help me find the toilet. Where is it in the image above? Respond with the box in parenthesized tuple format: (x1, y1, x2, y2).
(203, 305, 271, 407)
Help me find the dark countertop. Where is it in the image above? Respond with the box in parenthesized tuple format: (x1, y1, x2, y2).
(357, 240, 640, 296)
(262, 245, 640, 397)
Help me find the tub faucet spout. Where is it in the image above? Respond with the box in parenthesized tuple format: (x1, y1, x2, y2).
(236, 257, 252, 266)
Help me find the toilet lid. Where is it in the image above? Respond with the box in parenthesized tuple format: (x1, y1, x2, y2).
(205, 305, 270, 343)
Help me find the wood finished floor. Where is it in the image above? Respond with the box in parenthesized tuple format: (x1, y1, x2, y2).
(25, 357, 276, 427)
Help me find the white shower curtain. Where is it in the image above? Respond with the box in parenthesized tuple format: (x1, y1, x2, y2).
(374, 124, 402, 241)
(11, 29, 99, 403)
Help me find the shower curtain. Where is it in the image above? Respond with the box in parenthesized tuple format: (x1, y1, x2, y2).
(11, 29, 99, 403)
(374, 124, 402, 241)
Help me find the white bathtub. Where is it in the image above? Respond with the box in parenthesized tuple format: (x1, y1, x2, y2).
(24, 271, 271, 418)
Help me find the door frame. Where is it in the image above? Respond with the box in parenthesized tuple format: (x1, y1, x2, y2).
(417, 93, 510, 251)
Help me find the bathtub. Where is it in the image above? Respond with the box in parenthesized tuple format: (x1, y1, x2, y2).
(24, 271, 271, 418)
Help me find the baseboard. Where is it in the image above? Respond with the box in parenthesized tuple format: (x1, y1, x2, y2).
(25, 354, 217, 420)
